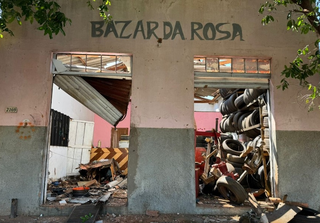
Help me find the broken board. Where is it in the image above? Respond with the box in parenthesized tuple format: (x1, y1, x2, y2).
(266, 202, 302, 223)
(67, 203, 102, 223)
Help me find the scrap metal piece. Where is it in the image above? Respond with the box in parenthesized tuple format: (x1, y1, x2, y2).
(98, 192, 112, 203)
(106, 177, 123, 188)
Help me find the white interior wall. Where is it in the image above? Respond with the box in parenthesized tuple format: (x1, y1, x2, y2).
(51, 84, 95, 121)
(194, 101, 220, 112)
(49, 84, 95, 180)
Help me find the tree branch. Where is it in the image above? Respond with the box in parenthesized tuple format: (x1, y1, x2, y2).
(292, 0, 320, 35)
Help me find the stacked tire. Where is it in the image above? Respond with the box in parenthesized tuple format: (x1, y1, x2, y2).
(219, 88, 266, 139)
(218, 88, 271, 198)
(221, 139, 246, 175)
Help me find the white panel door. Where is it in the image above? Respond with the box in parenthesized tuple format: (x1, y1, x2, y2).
(67, 120, 94, 175)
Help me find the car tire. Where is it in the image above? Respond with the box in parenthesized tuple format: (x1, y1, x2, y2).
(233, 111, 243, 131)
(220, 93, 238, 115)
(220, 117, 227, 133)
(222, 139, 246, 156)
(238, 112, 250, 130)
(244, 128, 260, 139)
(243, 89, 267, 105)
(257, 165, 265, 188)
(234, 94, 246, 109)
(224, 113, 236, 132)
(219, 88, 235, 99)
(216, 176, 248, 204)
(249, 109, 260, 126)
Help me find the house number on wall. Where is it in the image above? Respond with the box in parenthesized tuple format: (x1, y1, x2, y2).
(5, 107, 18, 113)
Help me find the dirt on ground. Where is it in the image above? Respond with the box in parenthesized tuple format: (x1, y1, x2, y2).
(0, 214, 240, 223)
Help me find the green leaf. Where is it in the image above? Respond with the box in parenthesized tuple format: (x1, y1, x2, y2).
(287, 20, 292, 30)
(259, 6, 265, 14)
(297, 20, 302, 27)
(287, 12, 291, 19)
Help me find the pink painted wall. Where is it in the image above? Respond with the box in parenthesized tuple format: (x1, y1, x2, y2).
(93, 103, 222, 147)
(93, 103, 131, 148)
(194, 112, 222, 132)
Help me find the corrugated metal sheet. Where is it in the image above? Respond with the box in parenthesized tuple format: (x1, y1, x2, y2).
(54, 75, 123, 126)
(194, 72, 269, 89)
(52, 56, 132, 126)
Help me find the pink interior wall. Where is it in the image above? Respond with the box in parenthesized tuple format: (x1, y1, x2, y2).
(93, 103, 222, 147)
(194, 112, 222, 132)
(93, 103, 131, 148)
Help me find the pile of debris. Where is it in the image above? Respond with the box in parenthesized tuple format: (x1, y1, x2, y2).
(46, 159, 127, 207)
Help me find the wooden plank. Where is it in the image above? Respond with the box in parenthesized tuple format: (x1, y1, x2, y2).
(111, 128, 128, 148)
(262, 150, 271, 197)
(75, 122, 85, 146)
(240, 145, 253, 158)
(202, 141, 212, 179)
(110, 159, 116, 180)
(248, 193, 262, 216)
(66, 148, 75, 175)
(83, 122, 94, 147)
(77, 179, 99, 187)
(269, 197, 282, 204)
(200, 175, 216, 184)
(68, 121, 78, 146)
(258, 201, 275, 212)
(205, 149, 217, 160)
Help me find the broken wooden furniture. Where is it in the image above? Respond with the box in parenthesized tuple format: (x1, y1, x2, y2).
(78, 158, 121, 183)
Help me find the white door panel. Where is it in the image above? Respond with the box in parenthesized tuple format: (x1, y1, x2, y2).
(67, 120, 94, 175)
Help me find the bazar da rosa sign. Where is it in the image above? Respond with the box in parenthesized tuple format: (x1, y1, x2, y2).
(91, 20, 244, 41)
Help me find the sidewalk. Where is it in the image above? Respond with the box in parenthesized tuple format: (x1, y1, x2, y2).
(0, 214, 240, 223)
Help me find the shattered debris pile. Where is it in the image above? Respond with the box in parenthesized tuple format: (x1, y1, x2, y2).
(46, 158, 127, 207)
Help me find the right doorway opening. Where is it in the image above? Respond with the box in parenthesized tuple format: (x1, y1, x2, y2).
(194, 56, 273, 208)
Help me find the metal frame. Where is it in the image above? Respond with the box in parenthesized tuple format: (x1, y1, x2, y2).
(52, 52, 133, 79)
(194, 56, 271, 74)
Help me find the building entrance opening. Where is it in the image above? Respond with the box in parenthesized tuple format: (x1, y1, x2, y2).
(193, 56, 273, 208)
(45, 52, 132, 207)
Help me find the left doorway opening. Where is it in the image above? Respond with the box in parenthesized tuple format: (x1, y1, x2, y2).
(44, 52, 132, 207)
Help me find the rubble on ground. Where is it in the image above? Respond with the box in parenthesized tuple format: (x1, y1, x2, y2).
(46, 158, 127, 207)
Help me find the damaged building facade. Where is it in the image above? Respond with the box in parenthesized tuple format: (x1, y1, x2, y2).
(1, 0, 320, 216)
